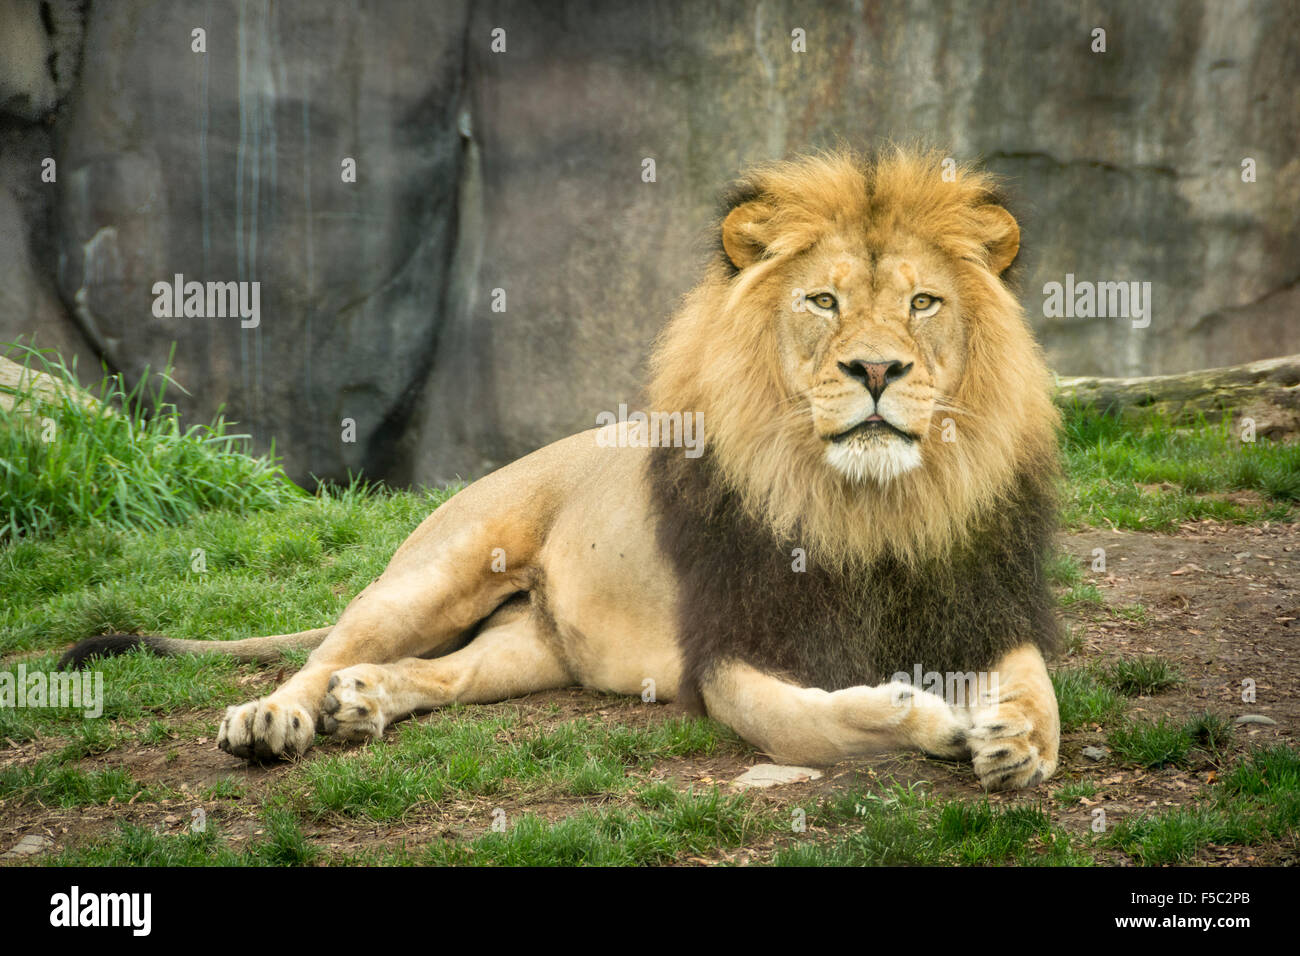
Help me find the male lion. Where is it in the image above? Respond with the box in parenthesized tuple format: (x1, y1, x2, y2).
(64, 150, 1062, 791)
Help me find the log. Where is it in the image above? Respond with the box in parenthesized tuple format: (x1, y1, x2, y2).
(1054, 354, 1300, 439)
(0, 353, 102, 417)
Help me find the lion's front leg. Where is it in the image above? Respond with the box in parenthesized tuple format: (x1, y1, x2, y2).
(965, 645, 1059, 790)
(701, 649, 1059, 791)
(700, 661, 971, 767)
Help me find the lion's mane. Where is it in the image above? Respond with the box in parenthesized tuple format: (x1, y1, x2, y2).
(645, 149, 1062, 707)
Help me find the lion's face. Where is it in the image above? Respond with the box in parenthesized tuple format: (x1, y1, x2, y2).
(649, 150, 1056, 564)
(776, 234, 969, 484)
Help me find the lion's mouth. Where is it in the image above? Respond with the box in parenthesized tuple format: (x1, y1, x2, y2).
(829, 415, 918, 444)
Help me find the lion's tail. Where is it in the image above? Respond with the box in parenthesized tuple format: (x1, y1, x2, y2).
(58, 626, 333, 670)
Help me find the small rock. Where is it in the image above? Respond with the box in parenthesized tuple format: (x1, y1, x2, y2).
(1234, 714, 1277, 726)
(1, 834, 53, 860)
(732, 764, 822, 790)
(1082, 746, 1109, 761)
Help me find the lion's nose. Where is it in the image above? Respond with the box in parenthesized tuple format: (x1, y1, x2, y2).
(838, 359, 913, 400)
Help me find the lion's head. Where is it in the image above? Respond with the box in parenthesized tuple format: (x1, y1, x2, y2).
(647, 148, 1059, 567)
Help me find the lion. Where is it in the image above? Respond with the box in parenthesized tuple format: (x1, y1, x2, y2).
(63, 149, 1063, 791)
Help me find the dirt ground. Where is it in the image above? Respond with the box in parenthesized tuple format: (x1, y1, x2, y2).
(2, 521, 1296, 865)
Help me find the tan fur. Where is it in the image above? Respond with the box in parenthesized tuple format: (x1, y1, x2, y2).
(157, 149, 1061, 789)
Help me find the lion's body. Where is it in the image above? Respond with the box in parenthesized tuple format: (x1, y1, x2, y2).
(65, 149, 1064, 789)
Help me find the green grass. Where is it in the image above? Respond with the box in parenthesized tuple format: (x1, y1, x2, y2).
(1059, 581, 1104, 609)
(1054, 780, 1099, 805)
(780, 746, 1300, 867)
(1187, 712, 1236, 759)
(1107, 717, 1193, 768)
(1051, 667, 1126, 731)
(1100, 745, 1300, 864)
(45, 806, 319, 866)
(45, 786, 773, 867)
(1045, 550, 1085, 588)
(295, 710, 732, 821)
(1101, 656, 1182, 697)
(1110, 603, 1149, 626)
(1049, 655, 1182, 737)
(0, 343, 306, 542)
(0, 479, 452, 748)
(1104, 711, 1247, 771)
(0, 759, 169, 807)
(0, 485, 451, 659)
(36, 748, 1299, 866)
(421, 785, 772, 866)
(1060, 404, 1298, 530)
(1220, 741, 1300, 795)
(774, 784, 1091, 866)
(0, 649, 248, 745)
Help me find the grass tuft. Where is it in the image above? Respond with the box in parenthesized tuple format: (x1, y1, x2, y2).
(1059, 404, 1298, 530)
(1106, 717, 1192, 768)
(0, 759, 167, 807)
(1101, 656, 1182, 697)
(0, 342, 305, 543)
(1051, 667, 1126, 731)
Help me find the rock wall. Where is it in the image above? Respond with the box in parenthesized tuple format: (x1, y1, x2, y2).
(1, 0, 1297, 485)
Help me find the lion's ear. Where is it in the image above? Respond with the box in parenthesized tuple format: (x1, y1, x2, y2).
(972, 204, 1020, 275)
(721, 200, 775, 269)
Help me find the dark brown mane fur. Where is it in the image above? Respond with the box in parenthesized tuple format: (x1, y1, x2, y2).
(648, 445, 1062, 713)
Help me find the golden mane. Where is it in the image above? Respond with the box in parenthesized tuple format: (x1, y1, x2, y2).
(646, 148, 1060, 568)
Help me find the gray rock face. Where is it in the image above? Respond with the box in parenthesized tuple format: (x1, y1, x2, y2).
(0, 186, 98, 373)
(50, 0, 470, 484)
(1, 0, 1296, 485)
(0, 2, 57, 121)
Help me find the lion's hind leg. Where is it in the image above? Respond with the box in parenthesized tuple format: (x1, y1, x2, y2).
(217, 528, 536, 760)
(320, 613, 572, 741)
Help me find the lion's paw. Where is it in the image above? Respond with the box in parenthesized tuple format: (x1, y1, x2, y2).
(217, 697, 315, 761)
(320, 665, 388, 742)
(968, 713, 1054, 791)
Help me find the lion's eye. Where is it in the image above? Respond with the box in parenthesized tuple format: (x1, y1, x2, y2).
(809, 292, 837, 311)
(910, 293, 941, 314)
